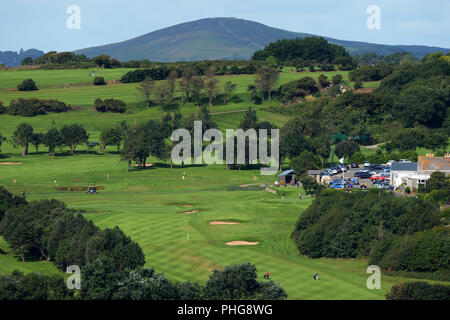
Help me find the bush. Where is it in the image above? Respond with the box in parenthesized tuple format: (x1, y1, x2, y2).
(349, 64, 395, 82)
(7, 98, 71, 117)
(292, 190, 441, 259)
(386, 282, 450, 300)
(278, 77, 318, 104)
(17, 79, 38, 91)
(94, 98, 127, 113)
(93, 76, 106, 85)
(354, 81, 364, 90)
(369, 226, 449, 272)
(121, 67, 173, 83)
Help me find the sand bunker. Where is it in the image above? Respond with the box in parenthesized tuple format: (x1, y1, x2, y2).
(0, 162, 23, 165)
(133, 163, 153, 167)
(226, 241, 259, 246)
(183, 210, 199, 214)
(209, 221, 240, 225)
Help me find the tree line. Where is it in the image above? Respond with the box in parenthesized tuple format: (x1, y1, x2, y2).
(292, 189, 448, 277)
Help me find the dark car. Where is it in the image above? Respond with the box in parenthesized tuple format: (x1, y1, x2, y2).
(354, 171, 373, 179)
(369, 164, 384, 170)
(351, 162, 359, 168)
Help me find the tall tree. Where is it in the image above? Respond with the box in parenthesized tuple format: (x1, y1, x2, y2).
(179, 67, 195, 104)
(167, 70, 178, 102)
(30, 132, 44, 153)
(223, 81, 237, 104)
(12, 123, 34, 156)
(205, 67, 219, 107)
(255, 66, 279, 105)
(136, 77, 155, 109)
(43, 127, 63, 157)
(191, 76, 205, 106)
(154, 81, 172, 112)
(100, 126, 124, 152)
(60, 124, 89, 155)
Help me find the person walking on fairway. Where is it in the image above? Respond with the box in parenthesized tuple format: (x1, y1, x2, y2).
(266, 272, 270, 280)
(298, 192, 302, 200)
(314, 272, 319, 280)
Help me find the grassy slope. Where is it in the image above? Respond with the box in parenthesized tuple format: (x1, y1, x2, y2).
(1, 68, 439, 300)
(0, 68, 136, 90)
(1, 151, 433, 300)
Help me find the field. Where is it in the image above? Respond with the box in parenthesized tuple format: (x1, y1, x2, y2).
(0, 68, 432, 300)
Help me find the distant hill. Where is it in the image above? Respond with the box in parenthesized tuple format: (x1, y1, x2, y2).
(74, 18, 450, 62)
(0, 49, 44, 67)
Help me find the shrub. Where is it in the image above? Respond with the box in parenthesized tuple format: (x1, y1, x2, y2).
(94, 98, 127, 113)
(369, 226, 449, 273)
(93, 76, 106, 85)
(121, 67, 173, 83)
(17, 79, 38, 91)
(386, 282, 450, 300)
(7, 98, 71, 116)
(354, 81, 364, 90)
(292, 190, 441, 259)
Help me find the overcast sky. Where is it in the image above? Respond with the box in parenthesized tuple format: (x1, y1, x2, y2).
(1, 0, 449, 52)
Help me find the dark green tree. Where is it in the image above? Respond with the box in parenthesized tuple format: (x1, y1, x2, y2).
(60, 124, 89, 154)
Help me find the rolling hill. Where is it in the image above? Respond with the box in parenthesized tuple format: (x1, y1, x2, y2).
(74, 17, 450, 62)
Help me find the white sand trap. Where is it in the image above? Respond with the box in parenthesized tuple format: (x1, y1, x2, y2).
(183, 210, 199, 214)
(226, 241, 259, 246)
(0, 162, 23, 165)
(209, 221, 240, 225)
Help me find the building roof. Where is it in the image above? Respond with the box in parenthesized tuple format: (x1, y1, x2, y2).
(278, 169, 295, 176)
(308, 170, 321, 175)
(391, 162, 417, 171)
(418, 156, 450, 172)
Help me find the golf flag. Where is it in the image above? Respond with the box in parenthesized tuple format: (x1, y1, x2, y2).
(339, 157, 344, 164)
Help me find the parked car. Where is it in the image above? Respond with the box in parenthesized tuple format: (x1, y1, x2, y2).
(331, 166, 342, 174)
(399, 159, 411, 163)
(351, 162, 359, 168)
(354, 171, 373, 179)
(369, 164, 384, 170)
(386, 160, 395, 166)
(373, 183, 394, 191)
(363, 161, 371, 167)
(371, 175, 387, 182)
(330, 183, 348, 189)
(321, 169, 333, 177)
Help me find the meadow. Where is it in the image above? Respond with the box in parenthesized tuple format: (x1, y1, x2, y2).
(1, 67, 431, 300)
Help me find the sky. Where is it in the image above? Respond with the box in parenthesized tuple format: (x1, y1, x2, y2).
(0, 0, 449, 52)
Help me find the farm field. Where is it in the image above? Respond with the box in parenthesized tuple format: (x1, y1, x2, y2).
(1, 67, 435, 300)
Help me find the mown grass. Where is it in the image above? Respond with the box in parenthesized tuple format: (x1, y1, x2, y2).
(0, 68, 431, 300)
(0, 147, 442, 299)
